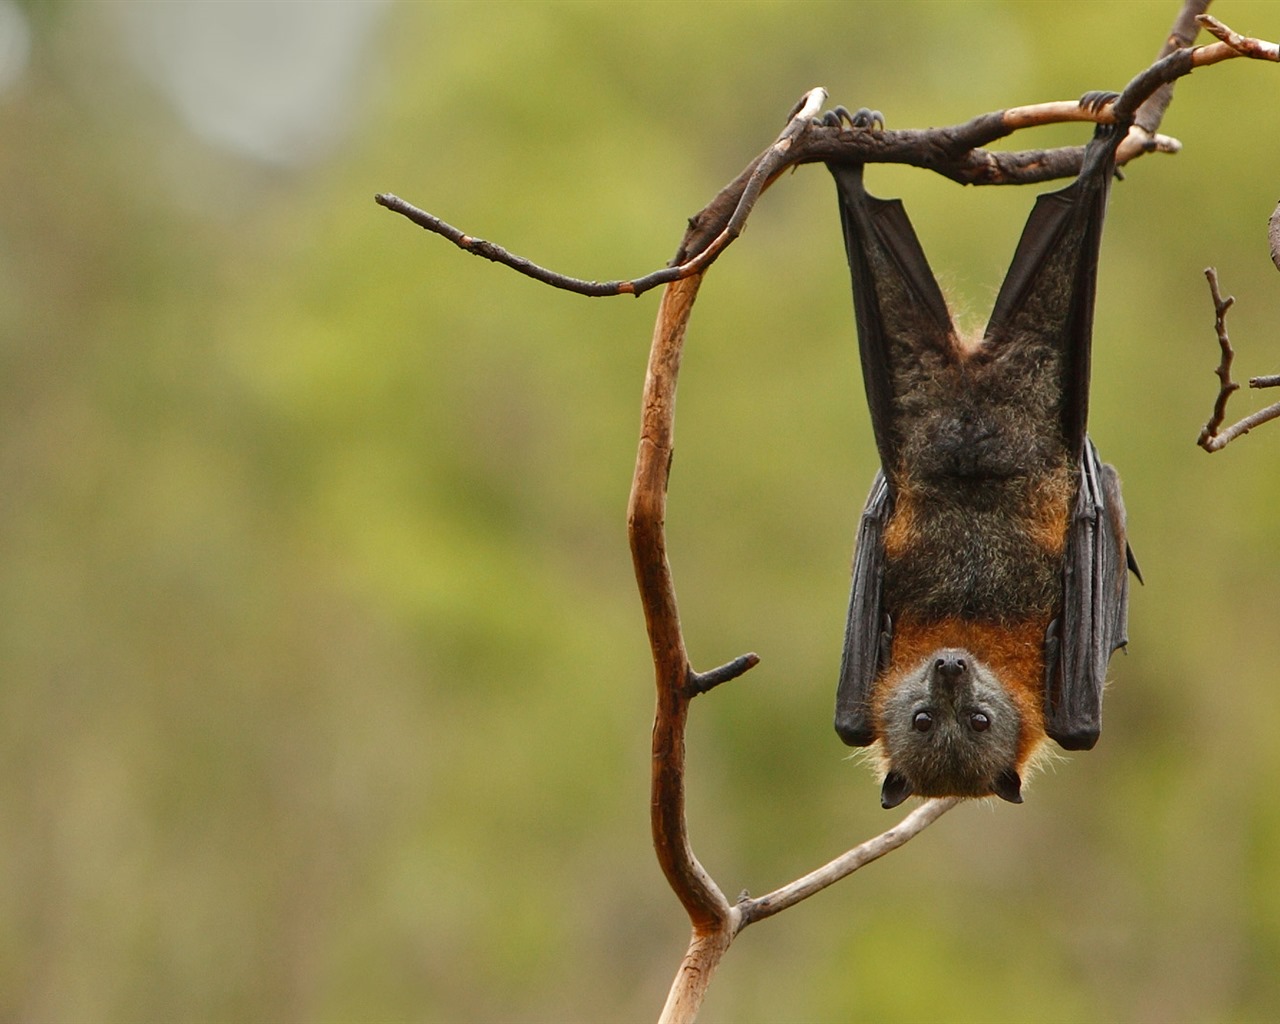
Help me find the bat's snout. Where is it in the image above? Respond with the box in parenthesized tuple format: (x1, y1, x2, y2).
(930, 651, 968, 685)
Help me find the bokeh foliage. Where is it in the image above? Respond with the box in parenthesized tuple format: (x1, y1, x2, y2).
(3, 1, 1280, 1021)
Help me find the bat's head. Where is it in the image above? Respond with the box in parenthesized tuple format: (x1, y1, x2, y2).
(877, 648, 1023, 808)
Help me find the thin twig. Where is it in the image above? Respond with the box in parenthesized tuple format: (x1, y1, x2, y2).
(1200, 396, 1280, 451)
(735, 798, 960, 929)
(1198, 267, 1239, 447)
(1199, 13, 1280, 60)
(1198, 268, 1280, 451)
(373, 192, 637, 296)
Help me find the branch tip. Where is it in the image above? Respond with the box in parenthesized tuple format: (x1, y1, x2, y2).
(685, 653, 761, 697)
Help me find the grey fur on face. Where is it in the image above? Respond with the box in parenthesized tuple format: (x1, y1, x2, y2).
(878, 650, 1023, 808)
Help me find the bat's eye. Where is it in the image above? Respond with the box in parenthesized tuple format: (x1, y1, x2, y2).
(969, 712, 990, 732)
(912, 711, 933, 733)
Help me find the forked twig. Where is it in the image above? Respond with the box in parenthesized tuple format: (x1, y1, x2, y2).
(1198, 268, 1280, 451)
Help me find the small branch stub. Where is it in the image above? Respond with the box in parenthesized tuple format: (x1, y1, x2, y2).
(685, 654, 760, 697)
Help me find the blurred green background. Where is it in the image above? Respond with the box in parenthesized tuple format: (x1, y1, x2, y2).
(3, 1, 1280, 1021)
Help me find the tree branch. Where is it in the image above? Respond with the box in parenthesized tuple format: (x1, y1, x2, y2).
(627, 205, 958, 1022)
(627, 271, 732, 934)
(735, 798, 959, 929)
(373, 192, 638, 296)
(378, 10, 1279, 301)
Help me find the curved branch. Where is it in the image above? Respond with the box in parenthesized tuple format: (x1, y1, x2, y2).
(378, 14, 1280, 300)
(629, 226, 958, 1024)
(627, 271, 731, 932)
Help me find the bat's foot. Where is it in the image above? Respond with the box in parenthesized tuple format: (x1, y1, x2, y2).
(1078, 90, 1119, 115)
(820, 105, 885, 130)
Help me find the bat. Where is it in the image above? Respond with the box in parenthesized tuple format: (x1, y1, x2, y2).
(827, 110, 1138, 808)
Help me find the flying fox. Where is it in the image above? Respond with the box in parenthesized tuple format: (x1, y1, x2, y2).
(827, 105, 1138, 808)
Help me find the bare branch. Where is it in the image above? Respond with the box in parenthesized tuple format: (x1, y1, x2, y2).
(373, 192, 639, 297)
(381, 13, 1280, 300)
(736, 798, 960, 929)
(628, 272, 734, 934)
(1198, 13, 1280, 61)
(1200, 396, 1280, 451)
(1198, 268, 1280, 451)
(657, 931, 731, 1024)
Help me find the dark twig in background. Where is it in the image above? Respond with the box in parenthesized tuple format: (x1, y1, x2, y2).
(1199, 268, 1240, 445)
(1198, 268, 1280, 452)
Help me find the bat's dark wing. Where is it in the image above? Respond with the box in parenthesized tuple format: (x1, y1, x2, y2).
(827, 162, 956, 476)
(984, 123, 1120, 465)
(984, 122, 1134, 750)
(827, 161, 955, 746)
(834, 472, 891, 745)
(1047, 440, 1133, 749)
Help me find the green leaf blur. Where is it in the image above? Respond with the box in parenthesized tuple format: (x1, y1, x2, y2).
(3, 1, 1280, 1021)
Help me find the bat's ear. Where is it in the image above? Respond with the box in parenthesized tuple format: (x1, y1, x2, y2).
(880, 770, 913, 809)
(992, 768, 1023, 804)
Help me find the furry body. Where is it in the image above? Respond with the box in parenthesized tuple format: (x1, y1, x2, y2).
(829, 118, 1134, 806)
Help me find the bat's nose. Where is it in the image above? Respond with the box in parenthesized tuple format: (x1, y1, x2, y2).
(933, 653, 967, 680)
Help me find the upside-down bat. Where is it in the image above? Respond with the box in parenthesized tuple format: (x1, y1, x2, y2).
(827, 107, 1138, 808)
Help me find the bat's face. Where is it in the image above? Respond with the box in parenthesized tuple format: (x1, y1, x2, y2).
(877, 648, 1023, 808)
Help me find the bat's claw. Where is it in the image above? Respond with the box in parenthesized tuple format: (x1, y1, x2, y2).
(820, 105, 885, 130)
(1078, 90, 1119, 115)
